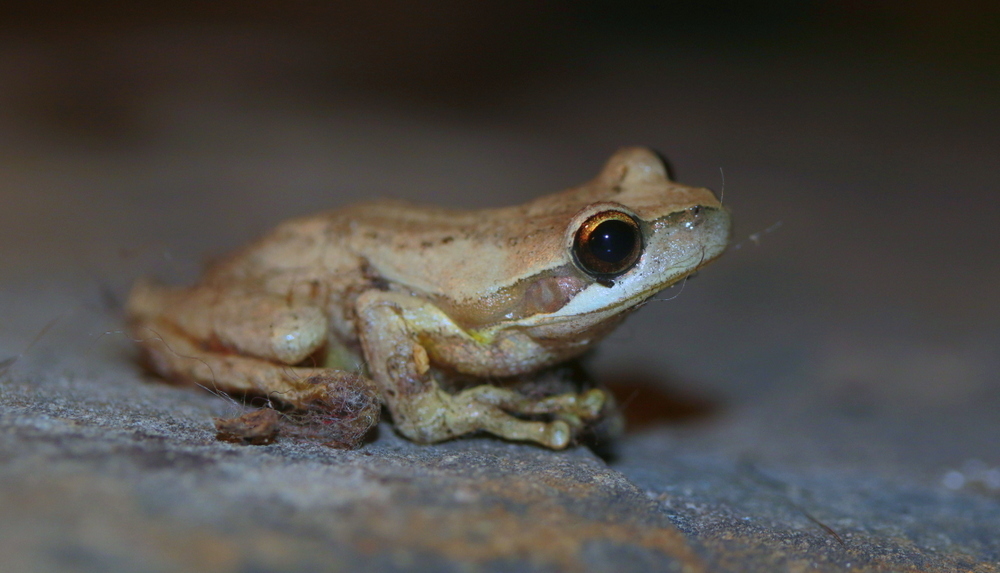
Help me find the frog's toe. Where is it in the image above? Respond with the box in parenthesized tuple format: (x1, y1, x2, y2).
(544, 420, 572, 449)
(573, 388, 605, 419)
(482, 416, 571, 449)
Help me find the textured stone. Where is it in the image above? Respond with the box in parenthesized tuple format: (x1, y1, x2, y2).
(1, 362, 699, 572)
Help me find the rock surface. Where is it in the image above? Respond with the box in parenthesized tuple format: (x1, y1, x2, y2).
(2, 338, 998, 572)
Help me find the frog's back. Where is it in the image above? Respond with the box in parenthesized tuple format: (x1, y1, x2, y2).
(204, 146, 716, 304)
(332, 197, 581, 303)
(199, 210, 362, 297)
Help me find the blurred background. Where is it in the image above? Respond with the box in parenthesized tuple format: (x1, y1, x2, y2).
(1, 0, 998, 482)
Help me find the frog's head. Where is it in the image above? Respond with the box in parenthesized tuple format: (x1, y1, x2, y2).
(565, 147, 729, 285)
(480, 147, 730, 342)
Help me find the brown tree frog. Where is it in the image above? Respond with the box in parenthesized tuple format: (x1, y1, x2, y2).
(127, 147, 730, 449)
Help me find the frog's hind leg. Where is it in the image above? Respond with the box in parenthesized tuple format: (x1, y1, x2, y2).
(130, 316, 379, 447)
(127, 278, 329, 365)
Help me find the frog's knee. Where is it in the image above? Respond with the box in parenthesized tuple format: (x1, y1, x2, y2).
(266, 307, 328, 364)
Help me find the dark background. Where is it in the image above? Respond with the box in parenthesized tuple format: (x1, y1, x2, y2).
(1, 2, 998, 570)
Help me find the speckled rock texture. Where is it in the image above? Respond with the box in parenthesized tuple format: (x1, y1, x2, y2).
(2, 9, 999, 572)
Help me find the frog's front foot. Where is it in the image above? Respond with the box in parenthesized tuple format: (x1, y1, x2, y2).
(391, 384, 608, 449)
(355, 292, 611, 449)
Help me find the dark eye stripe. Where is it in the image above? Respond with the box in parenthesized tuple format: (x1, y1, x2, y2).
(572, 211, 643, 280)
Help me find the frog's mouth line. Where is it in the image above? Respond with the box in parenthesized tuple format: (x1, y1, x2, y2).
(570, 266, 698, 319)
(515, 246, 723, 330)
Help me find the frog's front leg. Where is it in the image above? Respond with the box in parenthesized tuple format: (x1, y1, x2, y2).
(355, 291, 600, 449)
(457, 385, 608, 434)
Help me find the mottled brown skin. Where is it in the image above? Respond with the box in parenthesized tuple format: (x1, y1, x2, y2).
(127, 147, 730, 448)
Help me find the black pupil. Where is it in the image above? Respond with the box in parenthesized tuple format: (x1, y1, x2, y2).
(588, 219, 636, 263)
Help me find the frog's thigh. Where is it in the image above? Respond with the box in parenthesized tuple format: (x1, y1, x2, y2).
(354, 291, 572, 449)
(128, 279, 328, 365)
(131, 316, 376, 412)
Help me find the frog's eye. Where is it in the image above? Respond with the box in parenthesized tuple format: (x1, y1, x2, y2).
(572, 210, 643, 279)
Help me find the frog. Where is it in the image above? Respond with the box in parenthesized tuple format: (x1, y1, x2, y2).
(126, 147, 730, 449)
